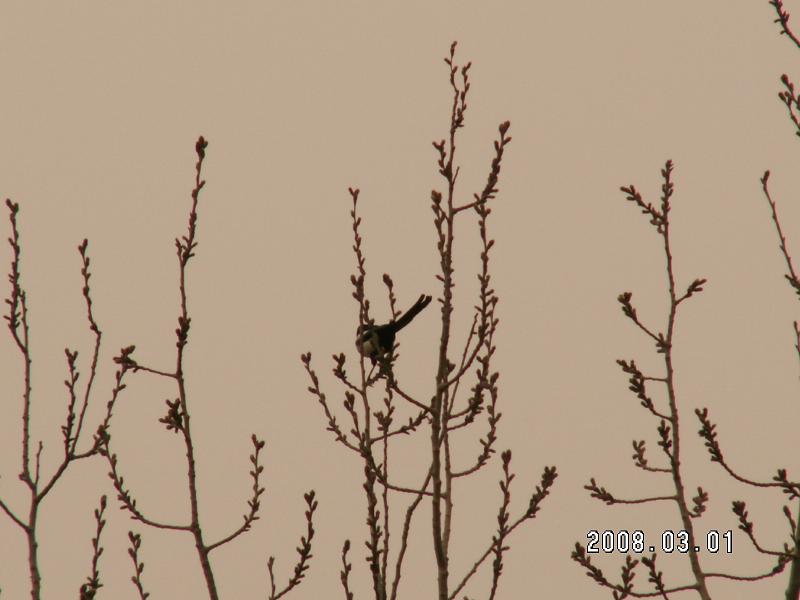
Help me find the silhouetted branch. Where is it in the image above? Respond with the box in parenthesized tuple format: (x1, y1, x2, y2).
(585, 477, 675, 506)
(307, 43, 554, 600)
(303, 352, 360, 452)
(105, 449, 190, 531)
(127, 531, 150, 600)
(340, 540, 355, 600)
(78, 495, 107, 600)
(631, 440, 670, 473)
(449, 464, 557, 600)
(762, 171, 800, 297)
(208, 435, 267, 552)
(72, 239, 102, 454)
(695, 407, 800, 494)
(267, 491, 318, 600)
(771, 0, 800, 50)
(577, 162, 718, 599)
(1, 199, 130, 599)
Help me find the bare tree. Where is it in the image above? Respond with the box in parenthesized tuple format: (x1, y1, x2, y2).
(571, 161, 710, 599)
(1, 136, 318, 599)
(687, 3, 800, 599)
(572, 159, 794, 599)
(303, 42, 557, 600)
(1, 195, 126, 599)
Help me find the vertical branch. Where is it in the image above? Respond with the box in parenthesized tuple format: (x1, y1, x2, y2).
(389, 469, 433, 600)
(99, 137, 258, 600)
(72, 239, 102, 454)
(430, 42, 469, 599)
(363, 461, 386, 600)
(350, 187, 372, 388)
(348, 187, 386, 598)
(765, 7, 800, 594)
(170, 136, 219, 599)
(4, 199, 33, 490)
(127, 531, 150, 600)
(488, 451, 513, 600)
(79, 495, 107, 599)
(760, 174, 800, 597)
(99, 137, 298, 598)
(656, 162, 710, 600)
(380, 391, 391, 589)
(340, 540, 355, 600)
(577, 162, 712, 599)
(2, 201, 43, 598)
(430, 43, 512, 600)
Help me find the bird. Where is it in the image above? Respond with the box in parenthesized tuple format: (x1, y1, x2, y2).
(356, 294, 432, 365)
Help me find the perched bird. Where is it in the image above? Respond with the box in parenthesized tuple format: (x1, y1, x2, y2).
(357, 294, 432, 365)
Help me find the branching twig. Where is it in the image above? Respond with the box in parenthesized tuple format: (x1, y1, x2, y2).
(771, 0, 800, 50)
(267, 491, 318, 600)
(449, 464, 557, 600)
(127, 531, 150, 600)
(695, 407, 800, 496)
(340, 540, 355, 600)
(1, 200, 128, 600)
(98, 137, 298, 600)
(578, 162, 718, 599)
(207, 435, 267, 552)
(79, 495, 107, 600)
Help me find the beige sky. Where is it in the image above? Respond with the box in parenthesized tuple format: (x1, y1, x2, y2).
(1, 1, 799, 598)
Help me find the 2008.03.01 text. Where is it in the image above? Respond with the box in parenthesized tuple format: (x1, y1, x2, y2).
(586, 530, 733, 554)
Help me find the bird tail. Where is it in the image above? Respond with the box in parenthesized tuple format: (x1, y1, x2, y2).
(393, 294, 432, 331)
